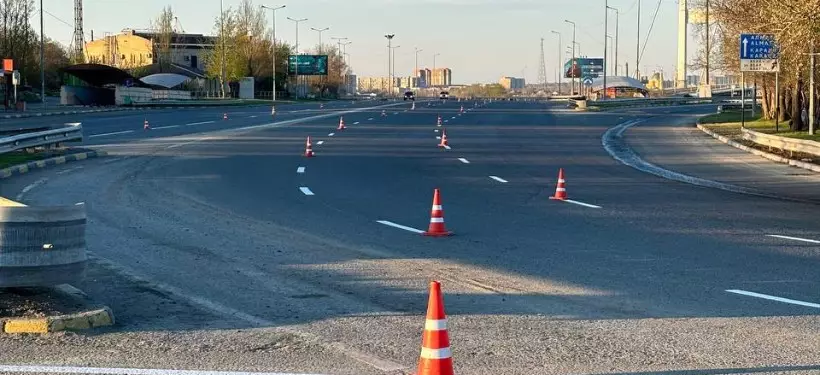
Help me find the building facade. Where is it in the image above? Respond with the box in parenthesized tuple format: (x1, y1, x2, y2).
(357, 77, 393, 93)
(499, 76, 525, 91)
(85, 29, 216, 71)
(430, 68, 452, 86)
(414, 68, 431, 88)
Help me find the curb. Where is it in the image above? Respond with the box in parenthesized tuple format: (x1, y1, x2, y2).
(0, 150, 107, 180)
(2, 107, 136, 119)
(695, 122, 820, 173)
(1, 307, 115, 334)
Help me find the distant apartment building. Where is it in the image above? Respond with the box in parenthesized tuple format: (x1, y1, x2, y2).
(499, 76, 525, 91)
(430, 68, 452, 86)
(344, 74, 357, 94)
(85, 28, 215, 71)
(398, 76, 420, 89)
(414, 68, 432, 88)
(357, 76, 394, 92)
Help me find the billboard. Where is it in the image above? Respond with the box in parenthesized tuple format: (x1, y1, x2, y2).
(288, 55, 328, 75)
(564, 58, 603, 79)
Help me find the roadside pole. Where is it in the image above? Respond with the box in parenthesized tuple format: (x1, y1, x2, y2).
(741, 72, 745, 128)
(775, 70, 779, 132)
(810, 46, 815, 135)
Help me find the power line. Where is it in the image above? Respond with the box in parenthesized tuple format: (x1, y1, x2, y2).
(638, 0, 663, 63)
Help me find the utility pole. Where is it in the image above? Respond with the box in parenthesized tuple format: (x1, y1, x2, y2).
(390, 45, 401, 91)
(261, 5, 285, 103)
(288, 17, 308, 99)
(636, 0, 641, 79)
(538, 38, 548, 92)
(564, 20, 576, 94)
(220, 0, 226, 98)
(415, 47, 423, 80)
(311, 27, 329, 97)
(607, 6, 619, 76)
(811, 44, 816, 135)
(385, 34, 395, 97)
(551, 31, 562, 95)
(603, 0, 608, 99)
(705, 0, 710, 86)
(40, 0, 45, 109)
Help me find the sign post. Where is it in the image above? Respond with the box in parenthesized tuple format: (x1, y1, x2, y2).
(739, 33, 780, 129)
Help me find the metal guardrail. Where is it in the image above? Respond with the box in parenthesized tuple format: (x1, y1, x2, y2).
(0, 123, 83, 155)
(0, 202, 87, 287)
(742, 128, 820, 157)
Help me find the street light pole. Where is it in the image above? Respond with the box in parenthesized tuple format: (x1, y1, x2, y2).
(564, 20, 576, 95)
(391, 45, 401, 90)
(607, 6, 619, 76)
(384, 34, 395, 97)
(221, 0, 226, 98)
(40, 0, 44, 109)
(636, 0, 641, 79)
(311, 27, 329, 53)
(551, 31, 562, 95)
(414, 47, 423, 81)
(288, 17, 308, 100)
(261, 4, 285, 104)
(603, 0, 608, 99)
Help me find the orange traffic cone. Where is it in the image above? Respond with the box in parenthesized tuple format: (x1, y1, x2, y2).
(549, 168, 568, 200)
(381, 110, 387, 117)
(320, 103, 324, 109)
(423, 189, 452, 237)
(412, 102, 416, 110)
(271, 106, 276, 116)
(223, 112, 228, 120)
(459, 105, 464, 114)
(304, 136, 315, 158)
(436, 115, 442, 127)
(438, 129, 449, 148)
(417, 280, 454, 375)
(337, 116, 346, 130)
(143, 119, 150, 130)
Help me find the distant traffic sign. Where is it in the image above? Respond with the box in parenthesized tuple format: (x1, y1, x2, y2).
(740, 33, 779, 72)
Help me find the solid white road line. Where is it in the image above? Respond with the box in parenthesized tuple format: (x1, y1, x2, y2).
(88, 130, 134, 138)
(766, 234, 820, 244)
(562, 199, 602, 209)
(726, 289, 820, 309)
(299, 187, 315, 196)
(377, 220, 425, 234)
(458, 158, 470, 164)
(297, 167, 305, 174)
(16, 177, 48, 201)
(0, 365, 324, 375)
(153, 124, 181, 130)
(317, 140, 324, 145)
(489, 176, 508, 183)
(443, 145, 451, 150)
(328, 133, 335, 136)
(186, 120, 216, 126)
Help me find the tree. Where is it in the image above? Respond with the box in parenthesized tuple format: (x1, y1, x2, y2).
(204, 0, 293, 97)
(150, 6, 175, 71)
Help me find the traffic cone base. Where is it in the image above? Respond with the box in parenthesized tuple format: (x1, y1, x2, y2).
(337, 117, 346, 130)
(304, 136, 315, 158)
(223, 113, 228, 120)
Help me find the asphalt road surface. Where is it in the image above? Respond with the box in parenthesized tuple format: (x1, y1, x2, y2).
(0, 99, 818, 375)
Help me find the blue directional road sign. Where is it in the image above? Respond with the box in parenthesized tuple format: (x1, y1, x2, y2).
(740, 33, 779, 72)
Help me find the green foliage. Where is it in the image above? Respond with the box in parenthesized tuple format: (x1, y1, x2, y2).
(452, 84, 508, 98)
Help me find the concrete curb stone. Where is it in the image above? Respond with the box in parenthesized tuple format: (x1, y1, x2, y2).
(0, 150, 107, 180)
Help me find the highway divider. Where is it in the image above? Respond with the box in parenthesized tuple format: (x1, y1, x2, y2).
(0, 123, 83, 155)
(0, 199, 87, 288)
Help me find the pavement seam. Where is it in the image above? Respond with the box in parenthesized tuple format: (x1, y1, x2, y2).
(0, 150, 107, 181)
(695, 122, 820, 173)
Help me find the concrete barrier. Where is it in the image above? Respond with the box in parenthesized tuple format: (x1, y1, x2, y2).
(0, 203, 87, 287)
(741, 127, 820, 157)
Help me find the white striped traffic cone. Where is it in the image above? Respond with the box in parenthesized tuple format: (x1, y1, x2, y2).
(417, 280, 454, 375)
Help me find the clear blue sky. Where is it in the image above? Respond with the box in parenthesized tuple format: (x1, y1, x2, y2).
(38, 0, 702, 84)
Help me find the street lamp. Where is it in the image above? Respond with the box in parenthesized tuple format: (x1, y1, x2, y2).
(261, 4, 285, 104)
(311, 27, 329, 53)
(384, 34, 395, 97)
(564, 20, 576, 94)
(288, 17, 308, 99)
(607, 6, 619, 77)
(550, 31, 562, 95)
